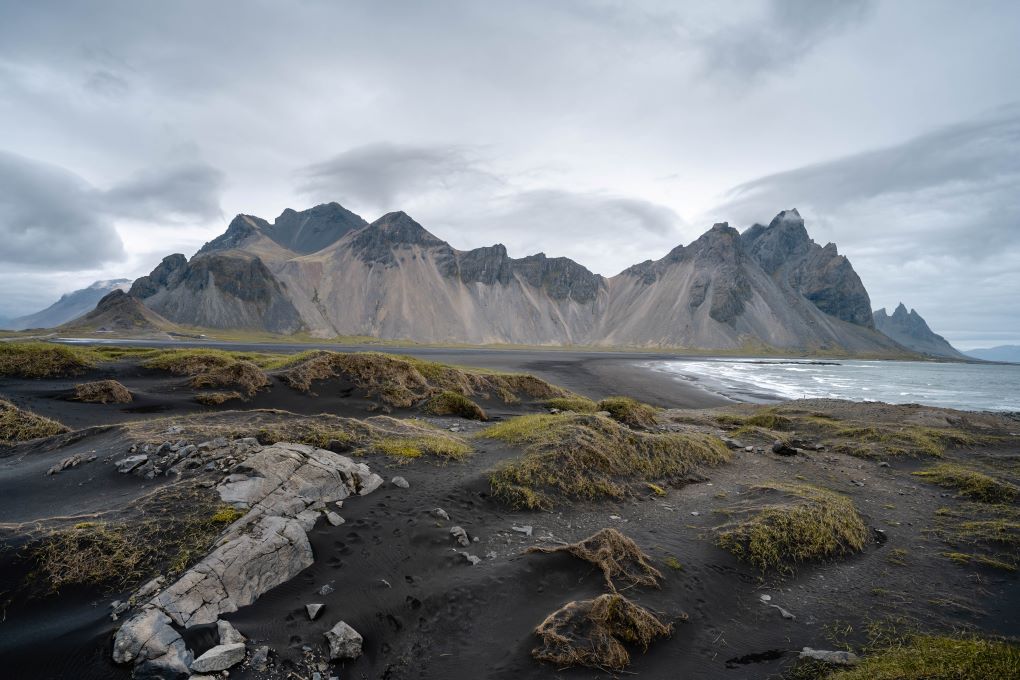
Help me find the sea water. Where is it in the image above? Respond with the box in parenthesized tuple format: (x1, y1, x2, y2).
(649, 358, 1020, 412)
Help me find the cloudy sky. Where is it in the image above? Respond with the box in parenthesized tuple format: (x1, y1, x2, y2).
(1, 0, 1018, 348)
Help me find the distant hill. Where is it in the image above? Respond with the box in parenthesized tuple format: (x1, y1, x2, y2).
(58, 289, 179, 337)
(873, 303, 966, 360)
(2, 279, 131, 330)
(126, 203, 905, 354)
(965, 345, 1020, 363)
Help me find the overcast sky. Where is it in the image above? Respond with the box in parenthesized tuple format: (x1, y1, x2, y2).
(1, 0, 1018, 348)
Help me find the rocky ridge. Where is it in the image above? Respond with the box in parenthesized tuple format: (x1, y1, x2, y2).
(873, 303, 966, 359)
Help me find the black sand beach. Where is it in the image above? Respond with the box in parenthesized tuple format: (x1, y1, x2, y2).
(1, 343, 1017, 680)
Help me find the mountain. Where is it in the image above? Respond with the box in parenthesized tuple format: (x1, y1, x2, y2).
(965, 345, 1020, 363)
(58, 289, 179, 336)
(873, 303, 966, 359)
(2, 279, 131, 330)
(127, 202, 906, 354)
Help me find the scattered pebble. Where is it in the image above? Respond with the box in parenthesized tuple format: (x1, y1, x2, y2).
(512, 524, 533, 537)
(450, 526, 470, 547)
(306, 603, 324, 620)
(318, 583, 335, 596)
(391, 476, 410, 489)
(770, 604, 796, 620)
(431, 508, 450, 521)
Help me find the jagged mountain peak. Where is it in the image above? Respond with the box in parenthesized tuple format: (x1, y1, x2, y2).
(874, 304, 963, 359)
(268, 202, 367, 253)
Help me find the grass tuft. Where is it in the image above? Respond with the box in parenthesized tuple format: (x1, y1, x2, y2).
(596, 396, 659, 428)
(482, 413, 730, 510)
(71, 379, 132, 404)
(526, 528, 662, 591)
(716, 482, 869, 574)
(194, 391, 244, 405)
(0, 399, 69, 443)
(0, 342, 96, 378)
(423, 390, 488, 420)
(370, 434, 472, 461)
(545, 396, 598, 413)
(142, 350, 270, 398)
(532, 593, 672, 670)
(823, 634, 1020, 680)
(913, 463, 1018, 503)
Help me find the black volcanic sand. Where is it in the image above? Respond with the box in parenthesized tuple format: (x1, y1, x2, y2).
(1, 349, 1018, 679)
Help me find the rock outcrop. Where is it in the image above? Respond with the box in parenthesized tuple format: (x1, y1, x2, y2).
(874, 303, 966, 359)
(126, 202, 905, 354)
(112, 439, 383, 678)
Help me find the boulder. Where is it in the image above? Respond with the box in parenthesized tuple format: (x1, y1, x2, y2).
(217, 619, 246, 645)
(117, 454, 148, 473)
(112, 606, 193, 678)
(391, 475, 410, 488)
(325, 621, 363, 661)
(190, 642, 246, 673)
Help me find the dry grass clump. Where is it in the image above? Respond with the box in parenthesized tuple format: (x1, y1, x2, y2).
(370, 434, 472, 460)
(278, 350, 570, 406)
(545, 396, 598, 413)
(423, 390, 487, 420)
(142, 350, 269, 398)
(597, 396, 659, 428)
(913, 463, 1018, 503)
(931, 502, 1019, 572)
(71, 379, 132, 404)
(0, 399, 69, 443)
(194, 391, 244, 405)
(483, 413, 731, 510)
(526, 528, 662, 590)
(716, 483, 869, 573)
(532, 593, 672, 671)
(831, 425, 975, 458)
(28, 484, 243, 592)
(0, 342, 96, 378)
(823, 635, 1020, 680)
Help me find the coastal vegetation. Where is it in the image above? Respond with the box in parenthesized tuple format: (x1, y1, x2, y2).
(0, 398, 69, 443)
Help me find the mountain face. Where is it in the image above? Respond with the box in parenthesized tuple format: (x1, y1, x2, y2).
(873, 304, 966, 359)
(127, 202, 904, 353)
(2, 279, 131, 330)
(59, 289, 178, 335)
(965, 345, 1020, 363)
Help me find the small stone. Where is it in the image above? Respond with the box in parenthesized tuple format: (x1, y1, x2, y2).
(450, 526, 470, 547)
(770, 604, 796, 620)
(878, 461, 890, 468)
(511, 524, 533, 537)
(690, 511, 700, 516)
(190, 642, 246, 672)
(217, 619, 246, 645)
(116, 454, 148, 473)
(745, 446, 753, 452)
(325, 511, 345, 526)
(136, 575, 166, 599)
(319, 583, 335, 596)
(306, 603, 324, 620)
(609, 515, 622, 521)
(759, 594, 772, 602)
(430, 508, 450, 521)
(391, 476, 409, 489)
(460, 552, 481, 565)
(485, 551, 497, 560)
(800, 648, 860, 665)
(772, 440, 798, 456)
(324, 621, 363, 660)
(250, 645, 271, 670)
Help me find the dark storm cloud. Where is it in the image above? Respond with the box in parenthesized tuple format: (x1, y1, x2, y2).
(297, 143, 501, 212)
(0, 151, 123, 267)
(0, 150, 224, 268)
(701, 0, 875, 79)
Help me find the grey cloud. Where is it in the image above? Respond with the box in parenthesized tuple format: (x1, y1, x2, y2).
(297, 143, 501, 212)
(701, 0, 875, 79)
(83, 69, 132, 98)
(105, 161, 225, 223)
(0, 150, 225, 269)
(0, 151, 123, 267)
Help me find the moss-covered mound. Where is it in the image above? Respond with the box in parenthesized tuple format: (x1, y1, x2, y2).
(544, 396, 598, 413)
(71, 379, 132, 404)
(532, 593, 672, 670)
(527, 528, 662, 591)
(194, 391, 244, 406)
(0, 399, 69, 443)
(597, 396, 659, 428)
(482, 413, 730, 510)
(278, 351, 569, 407)
(913, 463, 1018, 503)
(823, 635, 1020, 680)
(423, 391, 487, 420)
(0, 342, 96, 378)
(716, 482, 869, 573)
(142, 350, 270, 398)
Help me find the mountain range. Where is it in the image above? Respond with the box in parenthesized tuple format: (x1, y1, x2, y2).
(112, 203, 902, 353)
(0, 279, 131, 330)
(873, 303, 966, 359)
(964, 345, 1020, 363)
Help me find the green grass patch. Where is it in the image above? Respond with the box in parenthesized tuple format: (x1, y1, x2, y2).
(0, 342, 97, 378)
(913, 463, 1018, 503)
(832, 425, 975, 458)
(370, 435, 472, 461)
(0, 398, 69, 443)
(423, 390, 487, 420)
(482, 413, 730, 510)
(930, 502, 1019, 571)
(823, 635, 1020, 680)
(716, 483, 869, 574)
(596, 396, 659, 428)
(545, 396, 598, 413)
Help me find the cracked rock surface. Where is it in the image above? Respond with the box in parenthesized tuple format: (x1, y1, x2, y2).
(112, 440, 382, 678)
